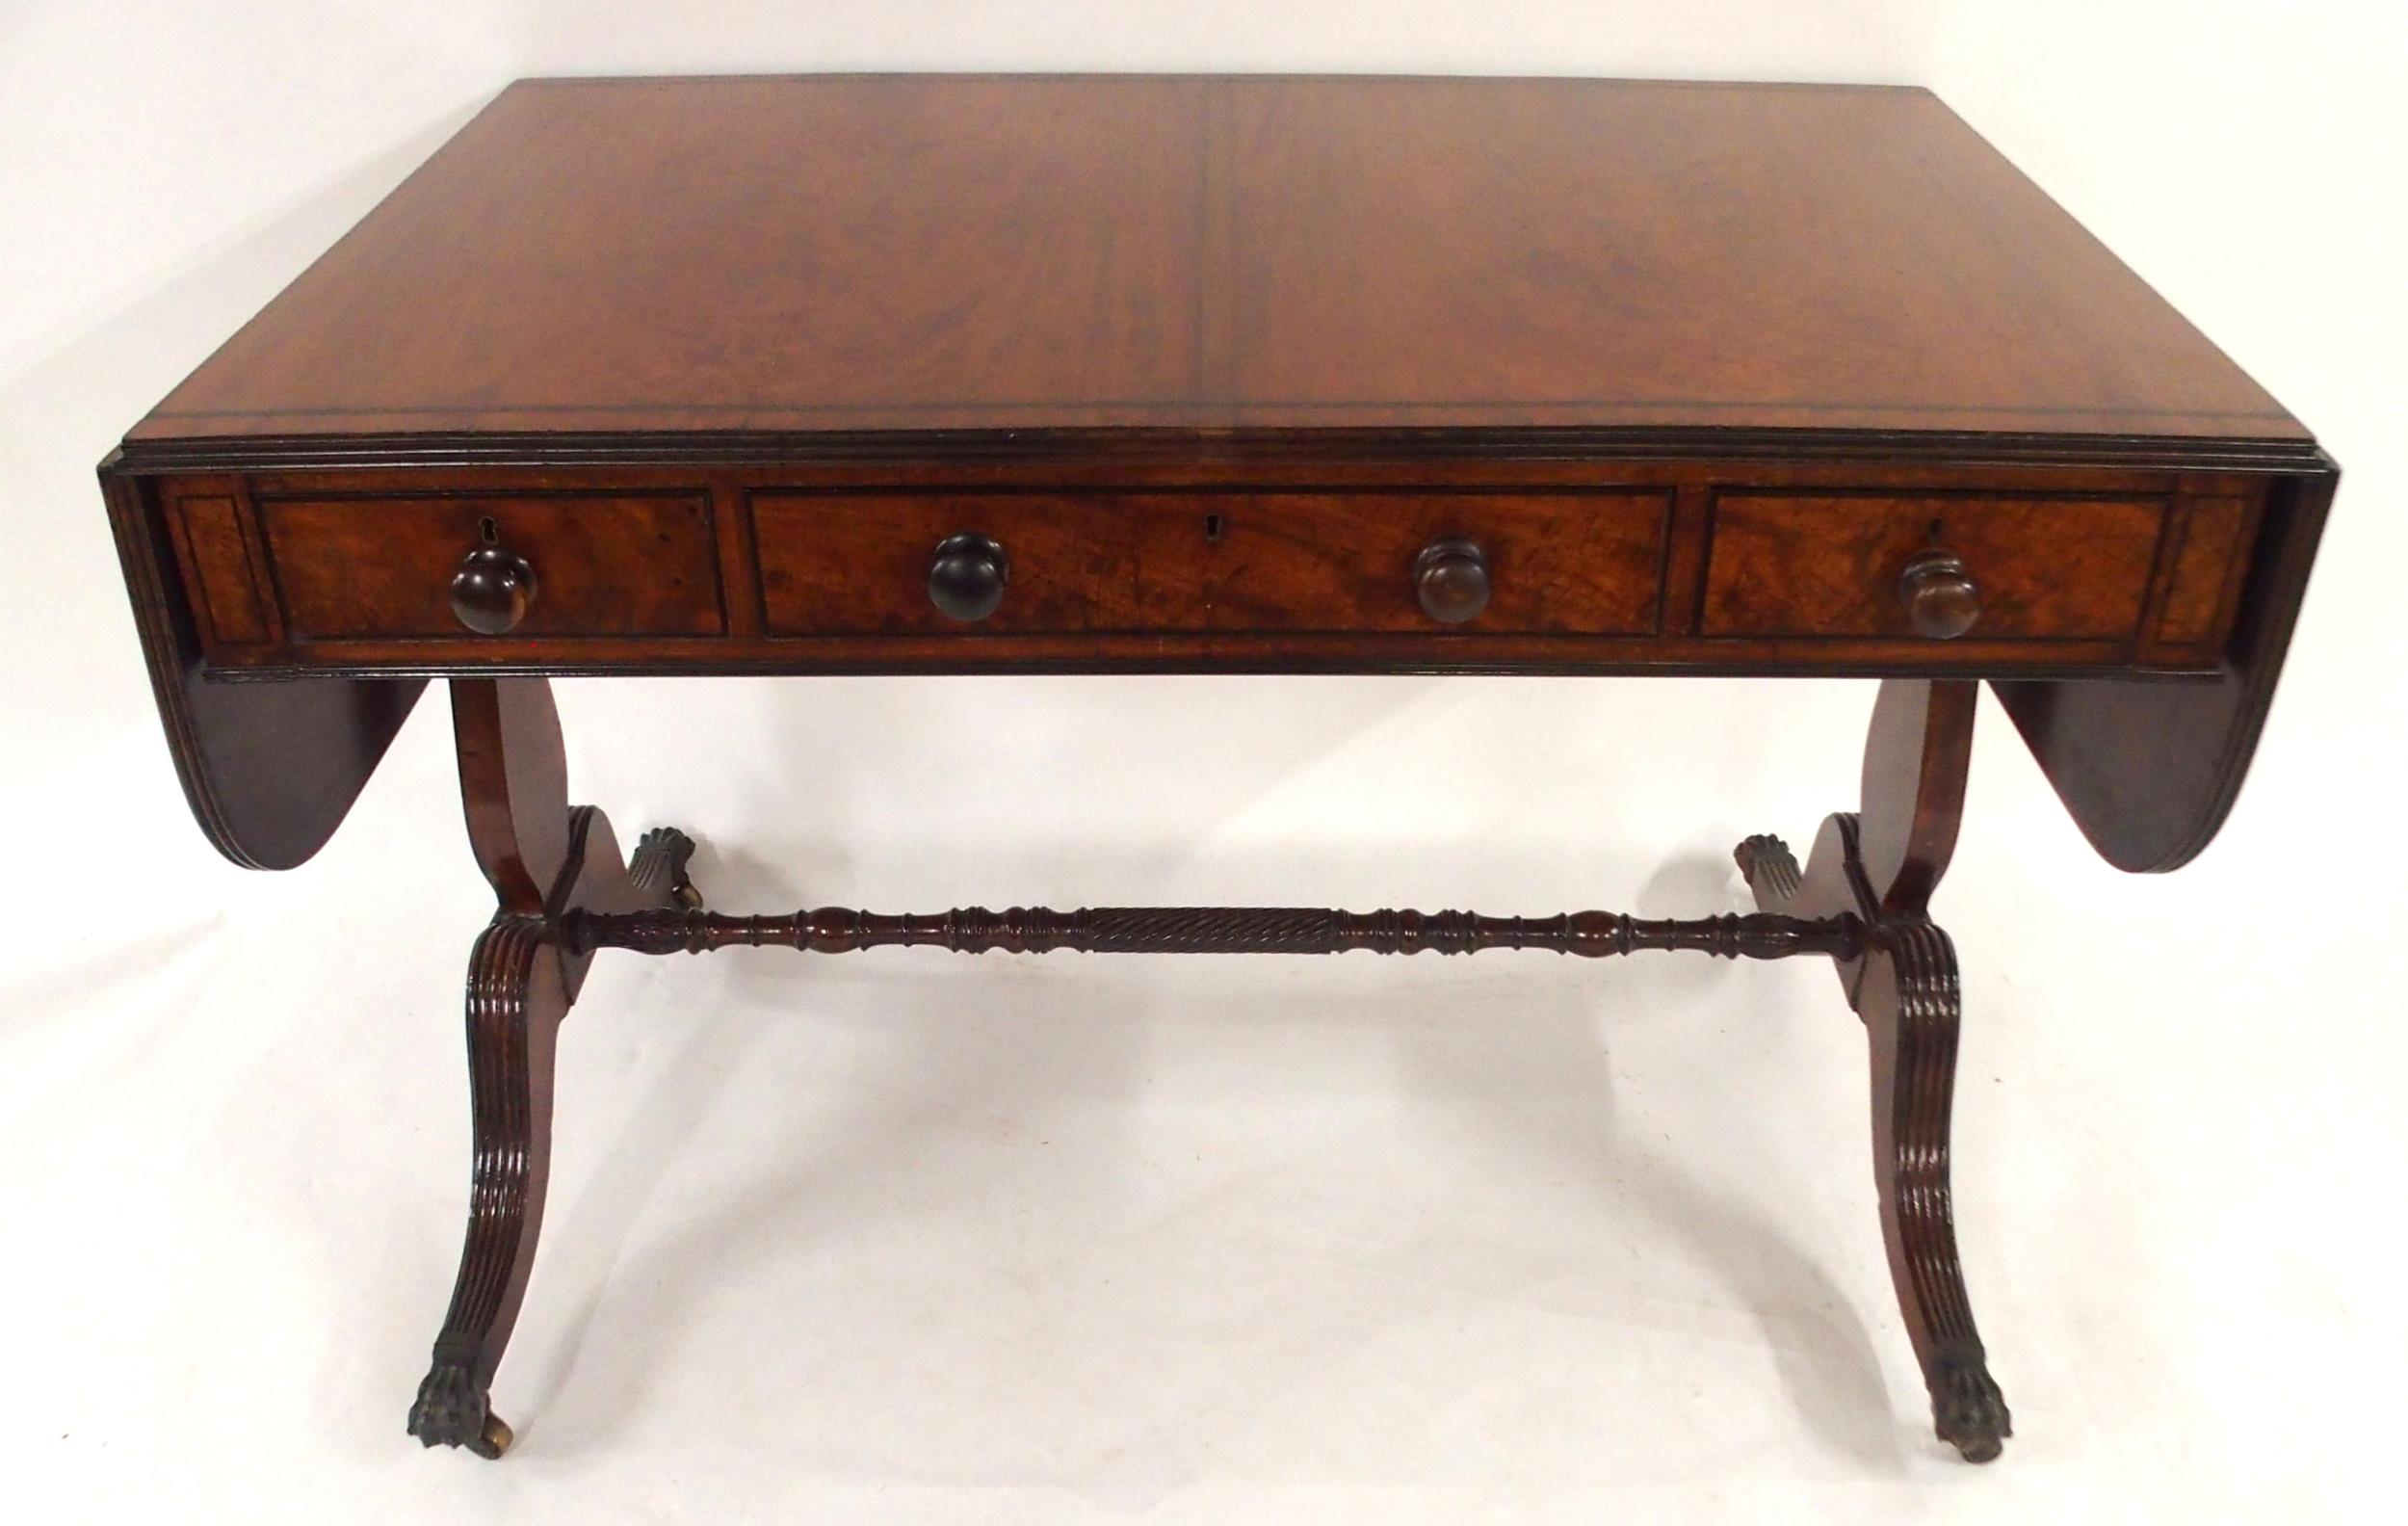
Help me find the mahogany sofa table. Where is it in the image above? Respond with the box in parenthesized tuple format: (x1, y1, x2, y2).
(101, 75, 2335, 1465)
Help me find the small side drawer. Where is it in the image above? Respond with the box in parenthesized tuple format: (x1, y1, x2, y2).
(1700, 492, 2168, 642)
(259, 491, 724, 640)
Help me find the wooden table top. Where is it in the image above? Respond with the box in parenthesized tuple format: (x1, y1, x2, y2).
(103, 73, 2336, 881)
(130, 74, 2304, 449)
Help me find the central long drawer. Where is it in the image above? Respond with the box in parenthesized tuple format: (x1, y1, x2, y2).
(749, 489, 1670, 636)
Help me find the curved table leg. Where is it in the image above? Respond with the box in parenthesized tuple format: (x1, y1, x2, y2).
(406, 916, 563, 1459)
(407, 678, 702, 1458)
(407, 674, 2014, 1460)
(1862, 916, 2009, 1462)
(1736, 679, 2010, 1462)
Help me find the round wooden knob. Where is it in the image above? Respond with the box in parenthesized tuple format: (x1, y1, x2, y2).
(1414, 538, 1491, 623)
(450, 544, 537, 634)
(1899, 549, 1980, 640)
(929, 533, 1009, 622)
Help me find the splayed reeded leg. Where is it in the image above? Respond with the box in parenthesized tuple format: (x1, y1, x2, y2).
(406, 914, 563, 1459)
(400, 672, 2012, 1462)
(406, 678, 703, 1458)
(1736, 679, 2010, 1462)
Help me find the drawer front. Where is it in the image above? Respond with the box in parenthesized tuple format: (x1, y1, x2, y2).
(1206, 491, 1668, 634)
(751, 489, 1668, 637)
(1700, 493, 2165, 641)
(161, 466, 2263, 679)
(260, 491, 723, 639)
(752, 492, 1208, 635)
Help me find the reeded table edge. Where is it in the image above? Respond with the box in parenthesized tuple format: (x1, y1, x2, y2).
(107, 423, 2327, 477)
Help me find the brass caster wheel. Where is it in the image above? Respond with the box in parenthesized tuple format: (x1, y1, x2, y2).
(469, 1412, 514, 1460)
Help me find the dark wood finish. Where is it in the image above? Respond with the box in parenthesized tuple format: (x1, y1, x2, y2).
(103, 463, 424, 869)
(1738, 678, 2009, 1461)
(748, 488, 1668, 640)
(753, 491, 1204, 636)
(133, 460, 2274, 680)
(1898, 550, 1981, 641)
(101, 77, 2332, 870)
(261, 490, 721, 640)
(419, 672, 2014, 1463)
(450, 543, 538, 636)
(125, 77, 2303, 441)
(926, 533, 1010, 623)
(94, 75, 2338, 1467)
(2156, 495, 2261, 646)
(1205, 491, 1662, 634)
(568, 904, 1858, 960)
(1995, 468, 2335, 871)
(407, 677, 701, 1458)
(169, 492, 274, 645)
(1413, 538, 1491, 624)
(1700, 493, 2164, 641)
(407, 913, 560, 1460)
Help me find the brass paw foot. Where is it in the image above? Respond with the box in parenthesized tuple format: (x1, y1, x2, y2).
(407, 1361, 513, 1459)
(1734, 832, 1803, 905)
(1929, 1345, 2012, 1463)
(630, 826, 704, 909)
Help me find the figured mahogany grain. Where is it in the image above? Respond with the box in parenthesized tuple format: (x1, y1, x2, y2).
(262, 491, 723, 639)
(2154, 495, 2260, 646)
(1700, 493, 2166, 641)
(1203, 491, 1667, 634)
(750, 491, 1208, 636)
(751, 489, 1665, 638)
(99, 75, 2338, 879)
(127, 75, 2303, 442)
(88, 71, 2341, 1467)
(168, 493, 273, 645)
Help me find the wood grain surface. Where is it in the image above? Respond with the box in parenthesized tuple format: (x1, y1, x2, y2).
(98, 74, 2336, 878)
(127, 75, 2303, 444)
(1699, 492, 2165, 640)
(261, 490, 723, 639)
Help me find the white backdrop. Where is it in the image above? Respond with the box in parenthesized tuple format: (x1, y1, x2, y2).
(5, 4, 2402, 1521)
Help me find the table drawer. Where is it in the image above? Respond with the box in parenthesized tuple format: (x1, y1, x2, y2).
(1699, 492, 2166, 642)
(752, 492, 1208, 635)
(164, 468, 2264, 679)
(1204, 491, 1668, 634)
(750, 489, 1669, 637)
(260, 491, 724, 640)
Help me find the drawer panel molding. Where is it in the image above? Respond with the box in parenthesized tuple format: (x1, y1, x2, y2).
(1700, 492, 2170, 643)
(260, 490, 724, 640)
